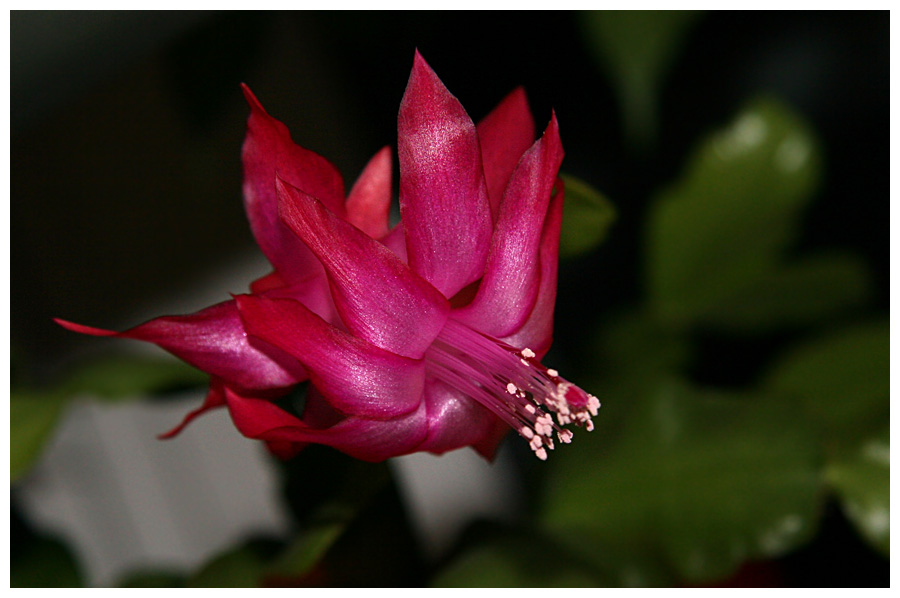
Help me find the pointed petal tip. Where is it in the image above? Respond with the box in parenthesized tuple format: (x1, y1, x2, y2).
(240, 83, 265, 114)
(405, 49, 443, 97)
(54, 318, 118, 337)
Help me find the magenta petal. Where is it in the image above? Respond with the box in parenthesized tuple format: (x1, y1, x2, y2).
(225, 387, 429, 462)
(397, 51, 493, 298)
(241, 84, 346, 282)
(236, 294, 424, 419)
(415, 379, 507, 458)
(477, 87, 537, 216)
(55, 300, 306, 392)
(454, 114, 564, 338)
(501, 178, 565, 358)
(346, 146, 392, 240)
(261, 268, 338, 326)
(159, 378, 226, 439)
(276, 177, 449, 359)
(380, 223, 409, 264)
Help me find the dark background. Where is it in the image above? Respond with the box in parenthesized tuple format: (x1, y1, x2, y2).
(11, 11, 888, 586)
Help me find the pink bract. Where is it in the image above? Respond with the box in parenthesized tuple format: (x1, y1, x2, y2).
(56, 51, 599, 462)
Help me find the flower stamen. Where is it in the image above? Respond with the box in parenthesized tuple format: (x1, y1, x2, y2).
(425, 318, 600, 459)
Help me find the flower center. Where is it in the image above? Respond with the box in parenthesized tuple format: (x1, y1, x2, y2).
(425, 318, 600, 460)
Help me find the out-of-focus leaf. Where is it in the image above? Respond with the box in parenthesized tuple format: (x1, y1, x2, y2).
(559, 173, 617, 258)
(579, 10, 699, 149)
(432, 527, 606, 587)
(591, 309, 690, 391)
(540, 380, 821, 585)
(11, 535, 83, 588)
(59, 355, 207, 401)
(586, 310, 691, 452)
(264, 505, 354, 581)
(118, 571, 186, 587)
(188, 545, 264, 588)
(10, 392, 68, 483)
(646, 97, 821, 328)
(826, 428, 889, 556)
(693, 252, 871, 332)
(763, 320, 888, 453)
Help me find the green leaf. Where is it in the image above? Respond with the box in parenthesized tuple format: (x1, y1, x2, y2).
(693, 252, 871, 332)
(559, 174, 617, 258)
(10, 392, 69, 483)
(11, 536, 83, 587)
(433, 527, 606, 587)
(763, 320, 888, 453)
(59, 355, 207, 401)
(264, 506, 353, 580)
(188, 545, 264, 588)
(540, 380, 822, 584)
(118, 571, 186, 587)
(646, 97, 821, 328)
(579, 10, 700, 149)
(826, 428, 889, 556)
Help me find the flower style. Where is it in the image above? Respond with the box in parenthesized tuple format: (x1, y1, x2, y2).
(57, 51, 599, 462)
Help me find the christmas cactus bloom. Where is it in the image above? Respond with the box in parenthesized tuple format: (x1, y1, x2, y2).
(57, 51, 599, 462)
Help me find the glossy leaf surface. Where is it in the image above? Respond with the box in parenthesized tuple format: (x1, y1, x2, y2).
(826, 428, 890, 556)
(647, 97, 821, 328)
(763, 321, 889, 453)
(540, 380, 822, 584)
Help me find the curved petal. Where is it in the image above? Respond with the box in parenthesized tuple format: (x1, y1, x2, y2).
(159, 377, 226, 439)
(477, 86, 536, 216)
(415, 379, 509, 459)
(225, 387, 430, 462)
(453, 115, 564, 338)
(241, 84, 345, 282)
(55, 300, 306, 391)
(346, 146, 392, 240)
(397, 50, 493, 298)
(249, 270, 286, 293)
(236, 294, 424, 419)
(380, 222, 408, 264)
(277, 177, 449, 359)
(249, 266, 338, 326)
(500, 178, 564, 358)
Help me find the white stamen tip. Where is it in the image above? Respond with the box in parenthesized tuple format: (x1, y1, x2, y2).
(520, 426, 535, 439)
(535, 448, 548, 461)
(547, 369, 558, 378)
(506, 382, 518, 395)
(521, 348, 535, 359)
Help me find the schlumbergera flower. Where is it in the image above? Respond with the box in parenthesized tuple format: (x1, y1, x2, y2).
(57, 51, 599, 462)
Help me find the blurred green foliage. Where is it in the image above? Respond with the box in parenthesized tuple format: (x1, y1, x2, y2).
(579, 10, 699, 150)
(559, 174, 617, 259)
(647, 97, 826, 330)
(432, 524, 604, 587)
(10, 534, 84, 588)
(541, 381, 821, 584)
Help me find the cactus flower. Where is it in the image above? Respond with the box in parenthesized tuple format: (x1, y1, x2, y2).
(56, 51, 598, 462)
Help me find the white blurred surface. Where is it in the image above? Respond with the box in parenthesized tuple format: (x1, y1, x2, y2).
(391, 444, 521, 558)
(14, 395, 290, 587)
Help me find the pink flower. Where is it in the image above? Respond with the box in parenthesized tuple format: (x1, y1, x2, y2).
(56, 51, 599, 462)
